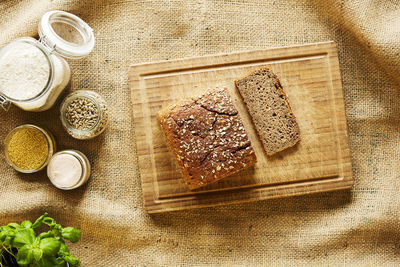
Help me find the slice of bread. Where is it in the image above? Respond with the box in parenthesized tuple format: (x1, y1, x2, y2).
(235, 67, 300, 156)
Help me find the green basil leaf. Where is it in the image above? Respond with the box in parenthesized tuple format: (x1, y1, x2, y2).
(42, 217, 56, 227)
(38, 255, 65, 267)
(33, 247, 43, 262)
(39, 238, 61, 256)
(37, 231, 53, 240)
(61, 227, 81, 243)
(21, 220, 32, 229)
(61, 252, 81, 267)
(51, 256, 65, 265)
(4, 234, 14, 246)
(12, 228, 35, 248)
(7, 223, 21, 229)
(0, 229, 6, 241)
(50, 228, 63, 239)
(32, 213, 48, 229)
(16, 245, 34, 266)
(2, 228, 16, 240)
(59, 242, 70, 253)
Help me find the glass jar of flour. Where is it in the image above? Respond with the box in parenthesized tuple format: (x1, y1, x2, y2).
(0, 10, 95, 112)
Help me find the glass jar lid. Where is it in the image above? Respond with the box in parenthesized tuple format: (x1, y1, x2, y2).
(38, 10, 95, 59)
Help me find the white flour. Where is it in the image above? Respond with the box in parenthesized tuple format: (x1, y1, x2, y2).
(0, 42, 50, 100)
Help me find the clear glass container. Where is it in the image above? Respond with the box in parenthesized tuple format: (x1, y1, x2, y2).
(0, 10, 95, 112)
(60, 90, 108, 139)
(47, 149, 91, 190)
(4, 124, 56, 173)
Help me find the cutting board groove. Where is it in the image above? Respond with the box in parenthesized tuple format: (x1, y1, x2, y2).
(129, 41, 353, 213)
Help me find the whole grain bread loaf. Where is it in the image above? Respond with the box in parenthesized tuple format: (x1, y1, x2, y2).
(157, 88, 257, 190)
(235, 67, 300, 156)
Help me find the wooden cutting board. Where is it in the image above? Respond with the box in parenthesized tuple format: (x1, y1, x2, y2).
(129, 41, 353, 213)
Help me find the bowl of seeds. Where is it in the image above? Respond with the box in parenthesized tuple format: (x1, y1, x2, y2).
(60, 90, 108, 139)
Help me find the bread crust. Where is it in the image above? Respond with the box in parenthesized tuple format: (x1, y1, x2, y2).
(234, 67, 300, 156)
(158, 88, 257, 190)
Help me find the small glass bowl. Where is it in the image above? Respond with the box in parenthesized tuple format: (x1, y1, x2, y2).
(4, 124, 56, 173)
(47, 149, 91, 190)
(60, 90, 108, 140)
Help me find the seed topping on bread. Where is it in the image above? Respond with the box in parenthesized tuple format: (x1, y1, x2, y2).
(158, 88, 257, 189)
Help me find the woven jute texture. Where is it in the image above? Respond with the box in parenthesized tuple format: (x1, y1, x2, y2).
(1, 0, 400, 266)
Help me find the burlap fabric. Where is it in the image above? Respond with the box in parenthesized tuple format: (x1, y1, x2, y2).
(1, 0, 399, 265)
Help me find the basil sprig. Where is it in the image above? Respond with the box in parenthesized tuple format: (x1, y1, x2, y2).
(0, 213, 81, 267)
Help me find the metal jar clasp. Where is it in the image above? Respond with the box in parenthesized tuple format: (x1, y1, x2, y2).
(0, 95, 11, 111)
